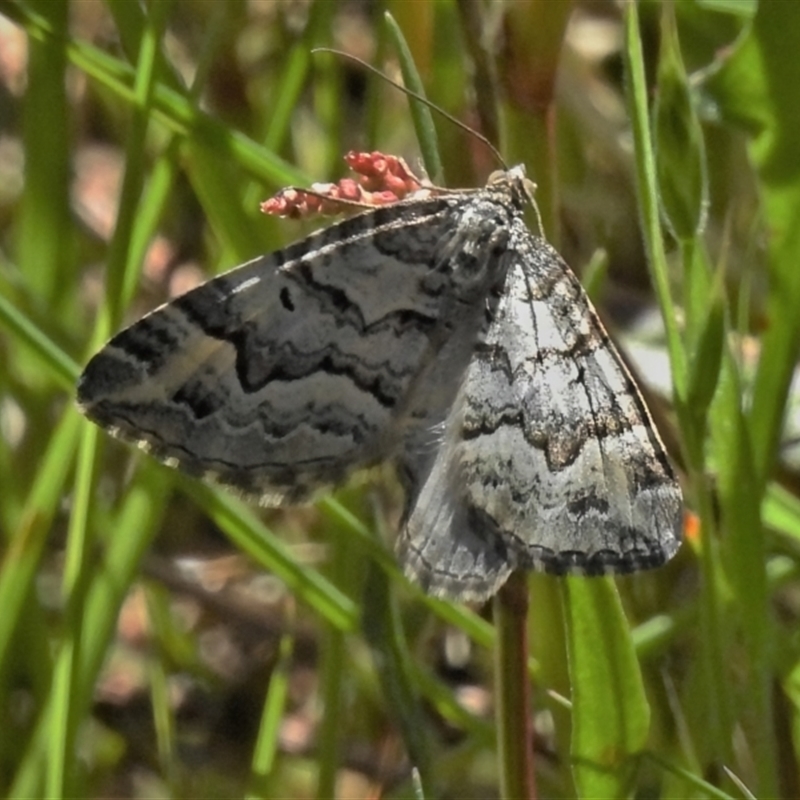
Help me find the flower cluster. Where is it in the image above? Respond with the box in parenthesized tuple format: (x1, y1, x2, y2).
(261, 151, 428, 218)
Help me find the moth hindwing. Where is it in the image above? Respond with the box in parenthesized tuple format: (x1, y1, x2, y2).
(78, 162, 683, 602)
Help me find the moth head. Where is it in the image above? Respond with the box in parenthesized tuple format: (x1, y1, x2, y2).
(487, 165, 537, 210)
(486, 165, 545, 238)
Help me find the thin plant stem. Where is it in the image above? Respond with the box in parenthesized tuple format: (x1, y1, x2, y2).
(494, 571, 537, 800)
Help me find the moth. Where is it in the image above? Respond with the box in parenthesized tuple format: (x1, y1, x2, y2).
(78, 153, 683, 602)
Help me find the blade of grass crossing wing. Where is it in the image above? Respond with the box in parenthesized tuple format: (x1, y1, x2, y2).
(187, 484, 358, 632)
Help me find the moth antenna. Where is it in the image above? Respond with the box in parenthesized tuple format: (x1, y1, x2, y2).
(312, 47, 508, 170)
(528, 193, 546, 238)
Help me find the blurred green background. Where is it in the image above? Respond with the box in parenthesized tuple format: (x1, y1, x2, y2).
(2, 0, 800, 798)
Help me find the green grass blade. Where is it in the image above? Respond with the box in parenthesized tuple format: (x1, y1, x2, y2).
(622, 1, 686, 402)
(11, 470, 170, 799)
(8, 2, 308, 188)
(0, 410, 78, 665)
(0, 285, 79, 389)
(187, 484, 358, 632)
(714, 9, 800, 487)
(564, 578, 650, 799)
(362, 558, 433, 796)
(701, 3, 800, 793)
(48, 8, 171, 794)
(384, 11, 443, 183)
(16, 0, 71, 311)
(247, 630, 294, 797)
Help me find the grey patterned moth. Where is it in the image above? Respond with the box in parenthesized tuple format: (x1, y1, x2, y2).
(77, 153, 683, 602)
